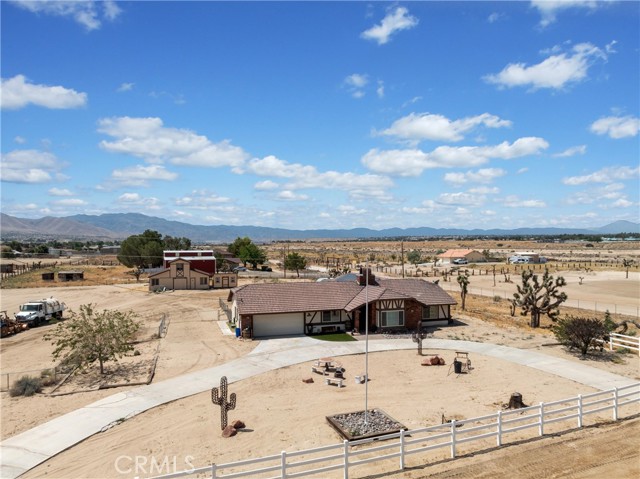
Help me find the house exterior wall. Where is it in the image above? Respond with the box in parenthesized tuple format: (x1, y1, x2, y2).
(212, 273, 238, 289)
(304, 310, 350, 334)
(149, 259, 210, 291)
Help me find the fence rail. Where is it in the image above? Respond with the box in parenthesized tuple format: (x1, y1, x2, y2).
(596, 333, 640, 355)
(0, 367, 60, 392)
(151, 383, 640, 479)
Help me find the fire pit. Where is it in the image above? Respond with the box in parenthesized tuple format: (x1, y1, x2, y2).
(326, 409, 407, 441)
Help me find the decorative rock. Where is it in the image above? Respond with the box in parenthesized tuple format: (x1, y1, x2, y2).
(421, 359, 431, 366)
(230, 419, 245, 429)
(439, 357, 445, 365)
(222, 425, 237, 438)
(302, 377, 314, 383)
(430, 356, 440, 365)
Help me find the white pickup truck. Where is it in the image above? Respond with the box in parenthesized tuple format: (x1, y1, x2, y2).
(15, 297, 66, 327)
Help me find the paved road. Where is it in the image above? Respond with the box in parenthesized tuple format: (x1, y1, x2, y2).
(1, 336, 637, 479)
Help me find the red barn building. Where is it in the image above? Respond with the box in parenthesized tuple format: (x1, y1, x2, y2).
(163, 250, 216, 275)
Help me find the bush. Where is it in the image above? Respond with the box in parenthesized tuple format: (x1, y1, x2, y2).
(493, 295, 501, 303)
(552, 316, 608, 357)
(10, 376, 43, 397)
(40, 369, 57, 386)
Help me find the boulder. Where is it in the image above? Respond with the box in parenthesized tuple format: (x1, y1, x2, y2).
(430, 356, 440, 365)
(222, 425, 237, 438)
(302, 377, 314, 384)
(230, 419, 245, 429)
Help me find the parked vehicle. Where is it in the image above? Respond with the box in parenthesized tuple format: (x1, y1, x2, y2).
(260, 265, 273, 272)
(15, 297, 66, 327)
(452, 258, 468, 265)
(509, 256, 529, 264)
(1, 311, 27, 337)
(233, 266, 247, 272)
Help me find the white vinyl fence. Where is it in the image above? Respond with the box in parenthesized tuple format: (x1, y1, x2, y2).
(151, 383, 640, 479)
(596, 333, 640, 355)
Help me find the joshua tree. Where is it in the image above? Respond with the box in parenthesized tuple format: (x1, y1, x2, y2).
(457, 271, 470, 310)
(412, 326, 428, 355)
(622, 259, 634, 279)
(511, 270, 567, 328)
(211, 376, 236, 430)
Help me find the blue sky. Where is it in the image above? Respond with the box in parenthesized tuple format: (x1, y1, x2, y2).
(1, 1, 639, 231)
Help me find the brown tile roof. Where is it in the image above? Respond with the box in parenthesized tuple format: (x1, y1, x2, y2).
(376, 278, 457, 306)
(231, 282, 363, 315)
(230, 278, 455, 315)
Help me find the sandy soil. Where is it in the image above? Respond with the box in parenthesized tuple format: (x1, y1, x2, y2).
(1, 272, 639, 479)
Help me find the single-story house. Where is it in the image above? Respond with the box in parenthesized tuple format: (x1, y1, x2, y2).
(212, 272, 238, 289)
(228, 268, 456, 339)
(149, 258, 211, 291)
(437, 249, 485, 264)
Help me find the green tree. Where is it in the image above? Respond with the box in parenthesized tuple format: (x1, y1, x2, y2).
(118, 230, 164, 268)
(163, 235, 192, 250)
(44, 304, 140, 375)
(551, 316, 609, 357)
(457, 271, 470, 311)
(407, 250, 422, 265)
(511, 270, 567, 328)
(284, 252, 307, 278)
(228, 237, 253, 257)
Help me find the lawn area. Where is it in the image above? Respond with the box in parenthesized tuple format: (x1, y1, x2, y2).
(311, 333, 358, 342)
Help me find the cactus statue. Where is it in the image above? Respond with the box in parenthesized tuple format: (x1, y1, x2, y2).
(412, 326, 427, 355)
(211, 376, 236, 430)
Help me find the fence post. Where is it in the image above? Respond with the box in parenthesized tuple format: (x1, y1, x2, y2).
(343, 439, 349, 479)
(496, 410, 502, 446)
(211, 463, 217, 479)
(399, 429, 405, 470)
(609, 335, 613, 352)
(539, 402, 545, 436)
(281, 450, 287, 479)
(613, 388, 619, 421)
(450, 420, 457, 458)
(577, 395, 583, 428)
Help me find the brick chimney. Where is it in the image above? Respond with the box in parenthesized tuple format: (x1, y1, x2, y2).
(358, 267, 376, 286)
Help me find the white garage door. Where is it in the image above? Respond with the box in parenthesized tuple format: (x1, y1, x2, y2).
(253, 313, 304, 338)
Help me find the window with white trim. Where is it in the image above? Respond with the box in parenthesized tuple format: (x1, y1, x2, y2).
(151, 279, 159, 286)
(200, 277, 208, 285)
(422, 305, 439, 320)
(379, 310, 404, 327)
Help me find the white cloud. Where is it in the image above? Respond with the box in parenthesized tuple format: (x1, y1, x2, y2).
(566, 183, 626, 205)
(14, 136, 26, 144)
(116, 193, 161, 209)
(563, 166, 640, 185)
(517, 167, 529, 174)
(469, 186, 500, 195)
(531, 0, 600, 28)
(344, 73, 368, 98)
(378, 112, 512, 143)
(362, 137, 548, 176)
(98, 116, 249, 168)
(590, 115, 640, 139)
(48, 187, 74, 196)
(361, 6, 418, 45)
(51, 198, 87, 207)
(0, 149, 66, 183)
(437, 192, 486, 206)
(553, 145, 587, 157)
(254, 180, 279, 190)
(245, 155, 394, 198)
(484, 42, 608, 90)
(110, 164, 178, 187)
(376, 81, 385, 99)
(338, 205, 367, 215)
(488, 12, 504, 23)
(174, 190, 231, 209)
(277, 191, 309, 201)
(444, 168, 506, 185)
(610, 198, 633, 208)
(502, 195, 546, 208)
(117, 82, 134, 92)
(1, 75, 87, 110)
(9, 0, 122, 31)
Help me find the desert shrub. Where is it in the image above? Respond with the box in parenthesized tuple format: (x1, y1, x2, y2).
(552, 316, 608, 357)
(40, 369, 57, 386)
(493, 295, 501, 303)
(615, 347, 631, 355)
(10, 376, 43, 397)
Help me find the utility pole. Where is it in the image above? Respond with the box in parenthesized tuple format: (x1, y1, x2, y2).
(401, 241, 405, 278)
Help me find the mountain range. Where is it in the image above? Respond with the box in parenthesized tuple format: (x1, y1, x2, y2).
(0, 213, 638, 243)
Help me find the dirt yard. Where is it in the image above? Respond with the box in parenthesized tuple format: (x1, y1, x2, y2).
(1, 259, 639, 479)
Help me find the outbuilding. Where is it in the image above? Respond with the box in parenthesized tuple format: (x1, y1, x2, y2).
(437, 249, 485, 264)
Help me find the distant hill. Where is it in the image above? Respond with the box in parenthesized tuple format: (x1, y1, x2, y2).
(0, 212, 638, 242)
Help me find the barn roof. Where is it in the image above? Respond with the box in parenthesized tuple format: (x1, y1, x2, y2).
(437, 249, 478, 258)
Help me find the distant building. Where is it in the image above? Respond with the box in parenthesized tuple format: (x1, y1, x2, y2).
(437, 249, 485, 264)
(58, 270, 84, 282)
(163, 250, 216, 275)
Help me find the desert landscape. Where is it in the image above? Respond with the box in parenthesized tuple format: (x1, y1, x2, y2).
(1, 241, 639, 479)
